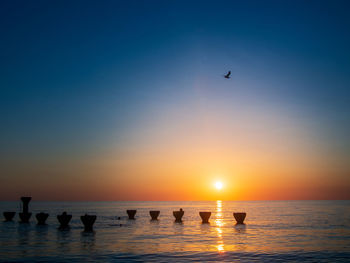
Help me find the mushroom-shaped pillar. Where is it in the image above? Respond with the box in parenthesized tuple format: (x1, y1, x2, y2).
(80, 214, 96, 231)
(19, 212, 32, 223)
(149, 211, 160, 220)
(199, 212, 211, 223)
(127, 210, 137, 220)
(57, 212, 72, 228)
(3, 212, 16, 221)
(36, 212, 49, 225)
(173, 208, 184, 222)
(233, 212, 246, 224)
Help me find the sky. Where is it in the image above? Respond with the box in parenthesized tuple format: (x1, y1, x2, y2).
(0, 0, 349, 200)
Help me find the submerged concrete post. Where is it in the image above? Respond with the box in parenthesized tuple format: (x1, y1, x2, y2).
(19, 196, 32, 223)
(80, 214, 96, 231)
(127, 210, 137, 220)
(149, 211, 160, 220)
(57, 212, 72, 228)
(173, 208, 184, 222)
(3, 212, 16, 221)
(36, 212, 49, 225)
(233, 212, 246, 224)
(199, 212, 211, 223)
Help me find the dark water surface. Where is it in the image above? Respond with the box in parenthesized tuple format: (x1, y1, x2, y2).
(0, 201, 350, 262)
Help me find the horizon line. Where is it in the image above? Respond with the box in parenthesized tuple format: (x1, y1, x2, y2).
(1, 199, 349, 202)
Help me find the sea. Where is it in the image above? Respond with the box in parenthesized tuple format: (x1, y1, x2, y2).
(0, 200, 350, 262)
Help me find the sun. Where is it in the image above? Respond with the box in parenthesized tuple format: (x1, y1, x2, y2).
(215, 181, 223, 190)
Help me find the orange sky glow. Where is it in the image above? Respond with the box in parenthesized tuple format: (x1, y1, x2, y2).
(1, 97, 349, 201)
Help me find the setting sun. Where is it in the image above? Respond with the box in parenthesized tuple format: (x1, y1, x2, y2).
(215, 181, 223, 190)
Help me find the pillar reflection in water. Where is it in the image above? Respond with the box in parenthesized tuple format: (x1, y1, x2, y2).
(215, 200, 225, 252)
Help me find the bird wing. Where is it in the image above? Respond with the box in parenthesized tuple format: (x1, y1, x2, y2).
(227, 71, 231, 76)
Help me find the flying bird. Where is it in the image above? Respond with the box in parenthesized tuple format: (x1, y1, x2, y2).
(224, 71, 231, 79)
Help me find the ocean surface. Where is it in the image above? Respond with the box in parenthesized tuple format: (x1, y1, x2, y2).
(0, 200, 350, 262)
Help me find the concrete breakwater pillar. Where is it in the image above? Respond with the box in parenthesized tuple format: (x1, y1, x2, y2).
(80, 214, 96, 231)
(233, 212, 246, 224)
(149, 211, 160, 220)
(36, 212, 49, 225)
(199, 212, 211, 223)
(19, 196, 32, 223)
(173, 208, 184, 222)
(127, 210, 137, 219)
(57, 212, 72, 228)
(3, 212, 16, 221)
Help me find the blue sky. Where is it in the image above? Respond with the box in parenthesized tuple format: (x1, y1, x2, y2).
(0, 0, 349, 200)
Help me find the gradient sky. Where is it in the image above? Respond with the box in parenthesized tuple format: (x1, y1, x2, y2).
(1, 0, 349, 200)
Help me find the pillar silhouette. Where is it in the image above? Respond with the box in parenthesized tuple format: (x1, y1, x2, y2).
(36, 212, 49, 225)
(149, 211, 160, 220)
(3, 212, 16, 221)
(173, 208, 184, 222)
(19, 196, 32, 223)
(80, 214, 96, 231)
(127, 210, 137, 220)
(199, 212, 211, 223)
(57, 212, 72, 228)
(233, 212, 246, 224)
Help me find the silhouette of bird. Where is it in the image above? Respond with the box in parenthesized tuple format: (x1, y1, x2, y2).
(224, 71, 231, 79)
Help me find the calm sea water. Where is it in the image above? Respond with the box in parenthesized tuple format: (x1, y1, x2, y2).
(0, 201, 350, 262)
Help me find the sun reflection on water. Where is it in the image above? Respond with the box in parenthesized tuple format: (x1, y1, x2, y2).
(215, 200, 225, 253)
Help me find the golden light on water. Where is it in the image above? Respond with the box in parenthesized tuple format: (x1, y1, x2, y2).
(216, 243, 224, 252)
(215, 200, 225, 252)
